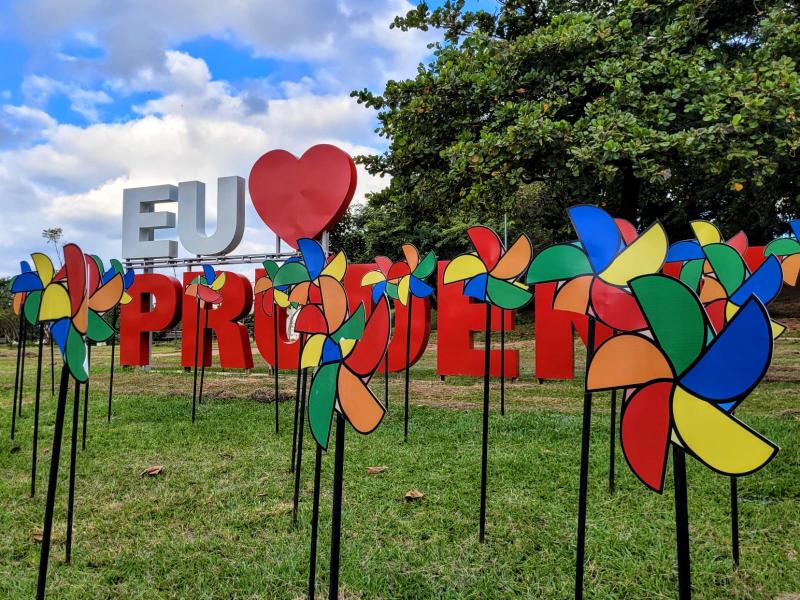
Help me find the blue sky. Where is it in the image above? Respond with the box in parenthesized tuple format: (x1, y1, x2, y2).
(0, 0, 498, 273)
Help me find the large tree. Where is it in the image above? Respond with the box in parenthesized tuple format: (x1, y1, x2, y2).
(350, 0, 800, 258)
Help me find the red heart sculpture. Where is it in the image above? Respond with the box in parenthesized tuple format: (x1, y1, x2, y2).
(248, 144, 357, 250)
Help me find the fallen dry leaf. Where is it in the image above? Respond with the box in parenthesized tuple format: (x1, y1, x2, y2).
(32, 530, 43, 543)
(140, 465, 165, 477)
(404, 489, 424, 502)
(788, 548, 797, 561)
(367, 466, 388, 475)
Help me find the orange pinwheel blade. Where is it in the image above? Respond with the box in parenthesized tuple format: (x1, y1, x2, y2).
(490, 234, 532, 280)
(401, 244, 420, 272)
(337, 365, 385, 434)
(89, 273, 123, 313)
(320, 276, 347, 332)
(553, 275, 591, 315)
(587, 334, 674, 391)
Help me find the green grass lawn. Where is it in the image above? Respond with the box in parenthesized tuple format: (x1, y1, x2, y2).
(0, 332, 798, 599)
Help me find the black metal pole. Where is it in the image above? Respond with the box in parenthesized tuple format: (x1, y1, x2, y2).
(292, 366, 308, 524)
(36, 365, 70, 600)
(18, 317, 28, 418)
(500, 308, 505, 416)
(11, 312, 23, 438)
(730, 477, 740, 568)
(198, 307, 209, 405)
(107, 305, 118, 422)
(65, 378, 80, 563)
(50, 329, 55, 395)
(291, 334, 305, 473)
(274, 309, 280, 434)
(328, 413, 346, 600)
(609, 389, 617, 495)
(81, 344, 91, 450)
(31, 324, 44, 497)
(191, 297, 201, 423)
(308, 444, 323, 600)
(575, 318, 596, 600)
(673, 445, 692, 599)
(479, 302, 492, 542)
(385, 305, 390, 411)
(403, 300, 413, 442)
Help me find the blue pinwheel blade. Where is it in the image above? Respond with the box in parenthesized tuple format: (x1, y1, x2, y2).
(790, 220, 800, 241)
(102, 267, 117, 285)
(321, 337, 342, 364)
(666, 240, 704, 263)
(11, 271, 43, 293)
(50, 318, 70, 355)
(20, 260, 32, 273)
(464, 273, 488, 301)
(679, 297, 772, 403)
(409, 276, 434, 298)
(371, 281, 387, 304)
(123, 269, 135, 289)
(730, 255, 782, 306)
(567, 205, 621, 273)
(298, 238, 325, 280)
(202, 265, 216, 284)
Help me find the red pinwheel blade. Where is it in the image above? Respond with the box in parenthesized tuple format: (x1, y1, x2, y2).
(345, 297, 390, 376)
(621, 381, 673, 493)
(295, 304, 327, 334)
(467, 226, 502, 270)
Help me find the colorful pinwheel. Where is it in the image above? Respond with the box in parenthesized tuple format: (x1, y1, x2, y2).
(366, 245, 436, 306)
(254, 259, 289, 315)
(764, 220, 800, 286)
(526, 205, 668, 331)
(587, 274, 778, 492)
(185, 264, 225, 306)
(280, 247, 390, 449)
(83, 255, 133, 343)
(360, 256, 397, 304)
(272, 239, 346, 305)
(444, 226, 533, 309)
(11, 245, 89, 382)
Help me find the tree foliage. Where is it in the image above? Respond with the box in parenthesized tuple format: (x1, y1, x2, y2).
(350, 0, 800, 256)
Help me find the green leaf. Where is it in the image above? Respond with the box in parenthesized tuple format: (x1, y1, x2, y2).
(24, 290, 42, 326)
(679, 259, 704, 292)
(731, 114, 742, 126)
(66, 325, 89, 383)
(526, 243, 592, 283)
(629, 275, 705, 376)
(308, 363, 339, 450)
(412, 251, 437, 280)
(87, 310, 115, 342)
(486, 277, 532, 310)
(273, 262, 310, 287)
(704, 243, 746, 295)
(332, 304, 366, 343)
(764, 238, 800, 257)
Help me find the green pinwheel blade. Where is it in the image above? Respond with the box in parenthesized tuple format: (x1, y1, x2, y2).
(679, 259, 704, 292)
(262, 259, 279, 280)
(110, 258, 125, 275)
(24, 289, 42, 326)
(66, 325, 89, 383)
(386, 282, 399, 300)
(764, 237, 800, 257)
(273, 262, 309, 287)
(90, 254, 104, 273)
(486, 276, 532, 310)
(308, 363, 339, 450)
(629, 274, 706, 376)
(332, 303, 366, 343)
(413, 251, 437, 279)
(526, 243, 592, 284)
(87, 310, 115, 343)
(704, 243, 746, 296)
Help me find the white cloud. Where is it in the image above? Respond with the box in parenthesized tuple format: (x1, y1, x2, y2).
(21, 74, 112, 122)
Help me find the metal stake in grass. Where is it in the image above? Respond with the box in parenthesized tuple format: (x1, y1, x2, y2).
(18, 316, 27, 418)
(291, 341, 302, 473)
(609, 388, 617, 494)
(107, 305, 119, 422)
(673, 445, 692, 599)
(65, 378, 81, 563)
(403, 298, 413, 441)
(328, 413, 346, 600)
(730, 477, 740, 568)
(500, 308, 505, 416)
(50, 329, 55, 395)
(292, 366, 309, 524)
(198, 307, 210, 405)
(81, 344, 91, 449)
(308, 444, 323, 600)
(191, 296, 201, 423)
(274, 309, 280, 434)
(36, 365, 70, 600)
(478, 301, 491, 542)
(31, 324, 45, 497)
(575, 317, 595, 599)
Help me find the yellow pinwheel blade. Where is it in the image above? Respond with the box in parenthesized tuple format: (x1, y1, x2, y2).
(274, 289, 290, 308)
(691, 220, 722, 246)
(210, 272, 227, 291)
(397, 275, 410, 306)
(361, 270, 385, 287)
(301, 334, 326, 369)
(39, 284, 72, 321)
(672, 386, 778, 475)
(321, 252, 346, 280)
(443, 254, 487, 284)
(339, 338, 357, 358)
(120, 291, 133, 305)
(599, 222, 667, 286)
(31, 253, 54, 286)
